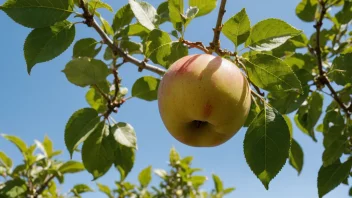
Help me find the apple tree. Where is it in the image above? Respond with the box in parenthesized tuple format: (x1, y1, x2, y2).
(0, 0, 352, 197)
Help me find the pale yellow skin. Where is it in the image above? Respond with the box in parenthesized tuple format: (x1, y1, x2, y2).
(158, 54, 252, 147)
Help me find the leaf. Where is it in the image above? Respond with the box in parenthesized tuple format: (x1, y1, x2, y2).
(82, 122, 114, 180)
(88, 0, 113, 12)
(115, 23, 151, 39)
(64, 108, 100, 157)
(336, 2, 352, 24)
(168, 0, 184, 32)
(154, 169, 167, 179)
(189, 0, 216, 17)
(244, 99, 262, 127)
(1, 134, 27, 154)
(191, 175, 207, 188)
(138, 166, 152, 187)
(322, 139, 346, 167)
(245, 18, 302, 51)
(120, 40, 143, 54)
(86, 87, 108, 113)
(98, 14, 114, 36)
(110, 123, 137, 149)
(222, 8, 251, 47)
(329, 53, 352, 86)
(0, 0, 73, 28)
(244, 54, 302, 94)
(112, 4, 134, 31)
(157, 1, 170, 24)
(212, 174, 223, 193)
(224, 187, 236, 195)
(289, 139, 304, 175)
(59, 161, 85, 174)
(295, 0, 318, 22)
(294, 92, 323, 141)
(97, 183, 113, 198)
(0, 151, 12, 169)
(244, 105, 291, 189)
(62, 57, 110, 87)
(0, 178, 27, 198)
(114, 143, 136, 181)
(42, 136, 53, 157)
(318, 159, 352, 198)
(169, 147, 180, 165)
(24, 21, 75, 74)
(71, 184, 94, 195)
(132, 76, 160, 101)
(184, 7, 199, 28)
(129, 0, 157, 30)
(73, 38, 101, 59)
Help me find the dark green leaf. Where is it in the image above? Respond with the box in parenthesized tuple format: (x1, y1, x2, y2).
(189, 0, 216, 17)
(114, 143, 136, 181)
(244, 105, 291, 189)
(322, 139, 346, 167)
(138, 166, 152, 187)
(336, 2, 352, 24)
(64, 108, 100, 157)
(0, 151, 12, 169)
(289, 139, 304, 175)
(112, 4, 134, 31)
(132, 76, 160, 101)
(62, 58, 110, 87)
(82, 122, 114, 180)
(294, 92, 323, 141)
(157, 1, 170, 24)
(110, 123, 137, 149)
(120, 40, 143, 54)
(0, 178, 27, 198)
(24, 21, 75, 74)
(245, 18, 302, 51)
(222, 8, 250, 47)
(318, 159, 352, 198)
(1, 0, 73, 28)
(73, 38, 101, 59)
(59, 161, 85, 174)
(244, 99, 262, 127)
(244, 54, 302, 94)
(115, 23, 151, 39)
(329, 53, 352, 86)
(129, 0, 157, 30)
(212, 174, 223, 193)
(295, 0, 318, 22)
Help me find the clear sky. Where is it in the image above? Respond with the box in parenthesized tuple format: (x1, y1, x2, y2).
(0, 0, 349, 197)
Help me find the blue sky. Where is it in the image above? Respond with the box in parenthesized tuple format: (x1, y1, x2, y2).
(0, 0, 350, 197)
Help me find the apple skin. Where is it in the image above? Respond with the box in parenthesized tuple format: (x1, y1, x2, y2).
(157, 54, 252, 147)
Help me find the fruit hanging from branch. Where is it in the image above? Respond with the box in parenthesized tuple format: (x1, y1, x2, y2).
(158, 54, 251, 147)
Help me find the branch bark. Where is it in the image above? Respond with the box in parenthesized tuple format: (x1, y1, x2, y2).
(209, 0, 227, 53)
(33, 175, 55, 198)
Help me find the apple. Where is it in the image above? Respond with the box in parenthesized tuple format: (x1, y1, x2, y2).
(157, 54, 252, 147)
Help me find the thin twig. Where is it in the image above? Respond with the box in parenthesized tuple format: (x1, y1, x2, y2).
(181, 39, 211, 54)
(314, 0, 350, 117)
(33, 175, 55, 198)
(210, 0, 227, 53)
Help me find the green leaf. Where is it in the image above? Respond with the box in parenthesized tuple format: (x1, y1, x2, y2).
(294, 92, 323, 141)
(212, 174, 223, 193)
(168, 0, 184, 32)
(222, 8, 251, 47)
(98, 14, 114, 36)
(73, 38, 101, 59)
(24, 21, 75, 74)
(59, 161, 85, 174)
(295, 0, 318, 22)
(114, 143, 136, 181)
(88, 0, 113, 12)
(112, 4, 134, 32)
(62, 57, 110, 87)
(129, 0, 157, 30)
(322, 139, 346, 167)
(71, 184, 94, 195)
(110, 123, 137, 149)
(1, 134, 27, 154)
(189, 0, 216, 17)
(138, 166, 152, 187)
(132, 76, 160, 101)
(318, 159, 352, 198)
(0, 151, 12, 169)
(244, 105, 291, 189)
(224, 187, 236, 195)
(336, 1, 352, 24)
(245, 18, 302, 51)
(82, 122, 114, 180)
(169, 147, 180, 165)
(244, 99, 262, 127)
(42, 136, 54, 157)
(191, 175, 207, 188)
(157, 1, 170, 24)
(184, 7, 199, 28)
(97, 183, 113, 198)
(120, 40, 143, 54)
(1, 0, 73, 28)
(289, 139, 304, 175)
(154, 169, 167, 179)
(244, 54, 302, 94)
(0, 178, 27, 198)
(115, 23, 151, 39)
(86, 87, 108, 113)
(329, 53, 352, 86)
(64, 108, 100, 157)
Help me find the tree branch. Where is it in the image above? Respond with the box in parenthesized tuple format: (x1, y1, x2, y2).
(314, 0, 350, 117)
(181, 39, 211, 54)
(33, 175, 55, 198)
(209, 0, 227, 53)
(79, 1, 166, 76)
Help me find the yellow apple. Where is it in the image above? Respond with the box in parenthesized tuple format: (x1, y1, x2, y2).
(157, 54, 251, 147)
